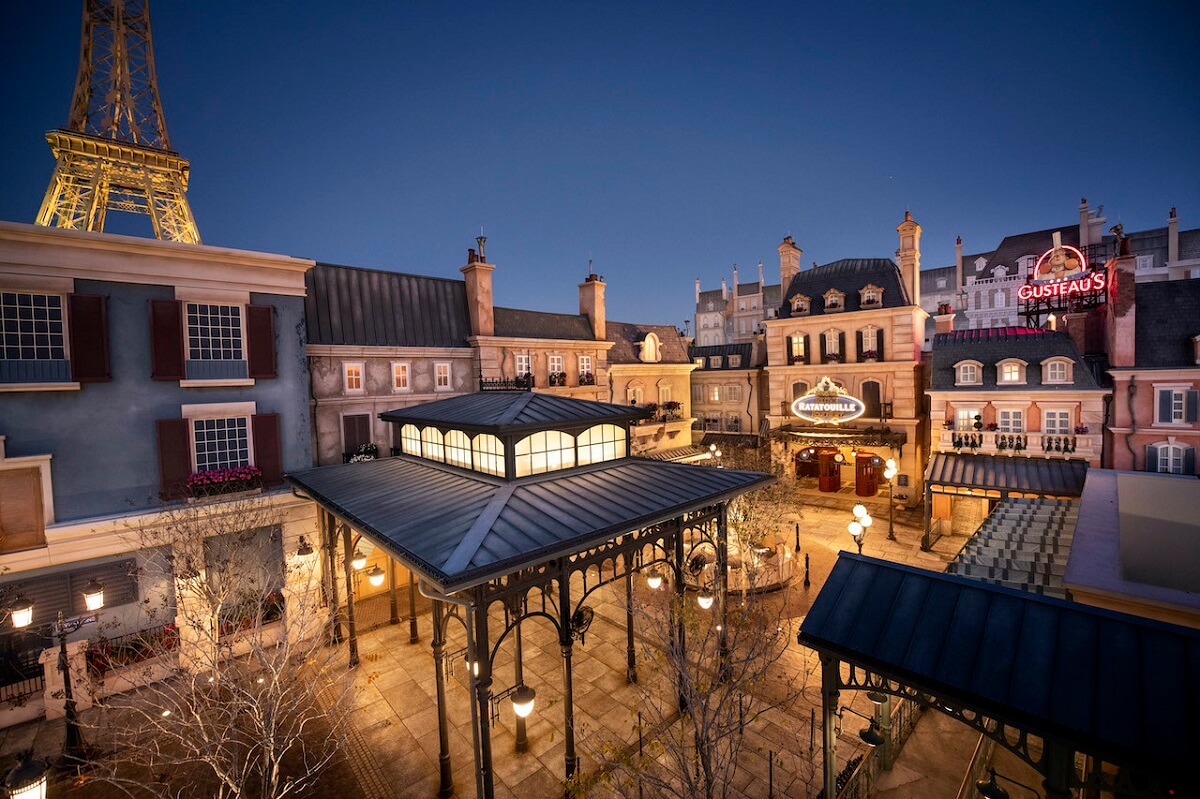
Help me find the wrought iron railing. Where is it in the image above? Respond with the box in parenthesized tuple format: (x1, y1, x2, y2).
(480, 374, 533, 391)
(955, 734, 996, 799)
(0, 647, 45, 704)
(87, 623, 180, 678)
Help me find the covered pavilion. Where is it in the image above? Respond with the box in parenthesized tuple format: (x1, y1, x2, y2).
(286, 391, 774, 799)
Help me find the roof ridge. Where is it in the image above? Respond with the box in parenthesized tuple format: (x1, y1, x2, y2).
(496, 391, 540, 426)
(313, 261, 466, 285)
(442, 482, 517, 574)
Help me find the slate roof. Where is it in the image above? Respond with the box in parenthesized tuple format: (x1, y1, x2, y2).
(736, 281, 761, 297)
(1180, 228, 1200, 261)
(926, 452, 1089, 496)
(919, 265, 956, 295)
(688, 343, 757, 370)
(305, 262, 472, 347)
(779, 259, 911, 318)
(286, 456, 774, 592)
(697, 288, 726, 306)
(981, 226, 1078, 279)
(380, 390, 647, 435)
(606, 321, 690, 364)
(800, 554, 1200, 782)
(493, 306, 596, 341)
(762, 283, 781, 307)
(930, 327, 1101, 391)
(1133, 279, 1200, 368)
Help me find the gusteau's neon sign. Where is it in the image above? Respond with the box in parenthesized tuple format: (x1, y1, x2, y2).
(1017, 270, 1106, 301)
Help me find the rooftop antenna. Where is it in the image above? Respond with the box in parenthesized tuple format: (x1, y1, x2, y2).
(476, 227, 487, 261)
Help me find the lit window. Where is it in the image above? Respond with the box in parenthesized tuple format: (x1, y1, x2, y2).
(515, 354, 532, 377)
(472, 434, 505, 476)
(421, 427, 445, 461)
(790, 335, 806, 360)
(400, 424, 422, 455)
(709, 356, 722, 368)
(514, 431, 576, 476)
(435, 362, 451, 391)
(577, 424, 627, 466)
(0, 292, 65, 360)
(186, 303, 243, 361)
(707, 384, 721, 403)
(694, 357, 705, 368)
(1044, 411, 1070, 435)
(998, 409, 1024, 433)
(392, 362, 410, 391)
(444, 430, 472, 469)
(549, 354, 564, 374)
(1046, 361, 1068, 383)
(957, 363, 979, 385)
(955, 408, 980, 431)
(193, 417, 250, 472)
(1000, 362, 1023, 383)
(343, 363, 364, 394)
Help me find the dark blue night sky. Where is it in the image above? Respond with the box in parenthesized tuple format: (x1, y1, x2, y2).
(2, 1, 1197, 326)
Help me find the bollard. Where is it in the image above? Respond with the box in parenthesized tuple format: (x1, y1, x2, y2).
(804, 553, 811, 589)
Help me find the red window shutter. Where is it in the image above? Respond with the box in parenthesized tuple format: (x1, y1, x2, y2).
(68, 294, 110, 382)
(156, 419, 192, 500)
(252, 413, 283, 486)
(149, 299, 185, 380)
(246, 304, 277, 379)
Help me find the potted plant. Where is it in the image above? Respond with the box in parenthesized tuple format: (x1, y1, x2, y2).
(350, 442, 379, 462)
(791, 355, 807, 364)
(640, 402, 659, 423)
(985, 422, 999, 432)
(579, 371, 595, 386)
(186, 466, 263, 498)
(1074, 424, 1089, 434)
(662, 400, 682, 420)
(943, 419, 954, 430)
(861, 350, 879, 362)
(996, 437, 1007, 451)
(972, 414, 983, 432)
(549, 371, 568, 387)
(825, 353, 844, 364)
(1013, 438, 1026, 453)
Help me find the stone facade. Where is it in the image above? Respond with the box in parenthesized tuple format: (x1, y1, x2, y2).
(689, 340, 769, 438)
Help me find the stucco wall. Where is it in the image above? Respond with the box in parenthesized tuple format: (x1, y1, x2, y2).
(1, 280, 312, 521)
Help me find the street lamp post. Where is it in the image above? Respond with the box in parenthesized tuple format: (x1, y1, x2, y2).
(848, 505, 873, 555)
(883, 459, 898, 542)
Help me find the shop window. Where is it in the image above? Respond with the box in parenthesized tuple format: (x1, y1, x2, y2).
(515, 431, 576, 476)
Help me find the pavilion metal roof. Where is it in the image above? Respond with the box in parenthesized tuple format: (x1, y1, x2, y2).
(926, 452, 1088, 496)
(379, 390, 649, 435)
(800, 554, 1200, 782)
(286, 455, 773, 592)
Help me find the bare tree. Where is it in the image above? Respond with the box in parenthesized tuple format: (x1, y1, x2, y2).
(586, 573, 810, 799)
(81, 493, 350, 799)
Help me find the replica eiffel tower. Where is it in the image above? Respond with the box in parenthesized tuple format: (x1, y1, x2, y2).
(36, 0, 200, 243)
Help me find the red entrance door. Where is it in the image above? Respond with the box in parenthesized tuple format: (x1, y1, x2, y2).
(794, 450, 819, 478)
(817, 448, 841, 493)
(855, 452, 879, 497)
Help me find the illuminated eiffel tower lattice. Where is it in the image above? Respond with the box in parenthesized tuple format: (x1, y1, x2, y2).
(36, 0, 200, 243)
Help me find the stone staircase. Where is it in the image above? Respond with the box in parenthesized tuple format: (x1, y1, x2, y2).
(946, 498, 1079, 599)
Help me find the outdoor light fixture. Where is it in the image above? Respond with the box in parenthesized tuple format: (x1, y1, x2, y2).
(866, 691, 886, 705)
(3, 753, 49, 799)
(351, 549, 367, 571)
(973, 767, 1040, 799)
(82, 579, 105, 613)
(9, 596, 33, 629)
(885, 458, 897, 471)
(464, 653, 480, 677)
(511, 684, 536, 718)
(852, 504, 867, 519)
(697, 588, 714, 610)
(859, 514, 873, 528)
(367, 565, 386, 588)
(858, 719, 885, 748)
(296, 536, 314, 557)
(848, 521, 865, 554)
(646, 569, 664, 590)
(161, 709, 172, 718)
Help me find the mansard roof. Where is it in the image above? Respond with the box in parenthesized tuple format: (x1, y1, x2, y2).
(930, 327, 1099, 390)
(1133, 279, 1200, 368)
(606, 321, 690, 364)
(493, 306, 596, 341)
(779, 258, 910, 318)
(688, 343, 758, 370)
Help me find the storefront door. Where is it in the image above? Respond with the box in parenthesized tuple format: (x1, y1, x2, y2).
(817, 448, 841, 493)
(855, 452, 879, 497)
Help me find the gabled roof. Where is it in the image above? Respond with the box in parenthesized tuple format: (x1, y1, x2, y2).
(925, 452, 1089, 496)
(800, 554, 1200, 782)
(286, 456, 774, 592)
(688, 343, 758, 370)
(493, 306, 596, 341)
(930, 327, 1100, 390)
(305, 262, 472, 347)
(606, 321, 689, 364)
(380, 390, 646, 435)
(1133, 279, 1200, 368)
(780, 259, 910, 317)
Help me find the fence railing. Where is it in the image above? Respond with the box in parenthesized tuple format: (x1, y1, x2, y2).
(955, 734, 996, 799)
(836, 697, 924, 799)
(0, 648, 45, 704)
(87, 623, 180, 678)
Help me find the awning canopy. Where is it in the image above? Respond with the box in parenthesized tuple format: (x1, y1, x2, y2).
(800, 554, 1200, 782)
(925, 452, 1088, 496)
(286, 455, 773, 593)
(772, 424, 907, 449)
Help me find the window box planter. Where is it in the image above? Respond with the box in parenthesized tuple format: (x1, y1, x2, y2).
(1074, 425, 1090, 434)
(548, 372, 568, 387)
(825, 354, 844, 364)
(791, 356, 807, 364)
(985, 422, 999, 432)
(579, 372, 596, 386)
(186, 466, 263, 499)
(943, 420, 954, 430)
(344, 442, 380, 463)
(661, 401, 682, 421)
(861, 350, 879, 362)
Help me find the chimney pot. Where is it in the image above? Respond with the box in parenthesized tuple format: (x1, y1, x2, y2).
(467, 248, 478, 264)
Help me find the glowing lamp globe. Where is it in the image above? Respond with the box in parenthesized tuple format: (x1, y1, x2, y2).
(697, 589, 715, 610)
(646, 569, 664, 590)
(885, 458, 897, 471)
(9, 596, 33, 629)
(367, 565, 386, 588)
(351, 549, 367, 571)
(511, 684, 536, 718)
(848, 521, 864, 539)
(852, 504, 867, 519)
(83, 579, 105, 612)
(859, 515, 873, 528)
(884, 468, 897, 480)
(3, 754, 48, 799)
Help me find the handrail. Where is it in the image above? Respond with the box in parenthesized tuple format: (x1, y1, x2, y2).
(955, 733, 995, 799)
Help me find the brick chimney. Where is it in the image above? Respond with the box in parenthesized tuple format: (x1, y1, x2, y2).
(579, 266, 606, 340)
(896, 211, 922, 307)
(934, 306, 955, 334)
(1168, 207, 1179, 265)
(461, 239, 495, 337)
(778, 235, 802, 289)
(1104, 249, 1138, 367)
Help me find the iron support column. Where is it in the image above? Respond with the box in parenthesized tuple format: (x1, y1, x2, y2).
(472, 591, 495, 799)
(716, 506, 730, 681)
(388, 559, 400, 625)
(339, 519, 359, 667)
(921, 484, 934, 551)
(58, 613, 84, 761)
(323, 511, 342, 644)
(559, 563, 579, 788)
(623, 550, 637, 683)
(878, 693, 894, 770)
(513, 619, 528, 752)
(409, 570, 420, 643)
(1042, 742, 1074, 799)
(431, 601, 453, 799)
(673, 519, 687, 713)
(886, 478, 897, 542)
(820, 655, 840, 799)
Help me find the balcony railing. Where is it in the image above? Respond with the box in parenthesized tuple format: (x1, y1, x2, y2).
(937, 430, 1097, 459)
(0, 646, 45, 704)
(481, 374, 533, 391)
(87, 623, 180, 678)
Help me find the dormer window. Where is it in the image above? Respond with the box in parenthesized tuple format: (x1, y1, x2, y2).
(709, 356, 723, 368)
(790, 295, 810, 315)
(823, 290, 844, 311)
(639, 332, 662, 363)
(997, 359, 1027, 385)
(1042, 358, 1073, 385)
(728, 354, 742, 368)
(694, 357, 705, 368)
(955, 360, 983, 386)
(859, 284, 883, 307)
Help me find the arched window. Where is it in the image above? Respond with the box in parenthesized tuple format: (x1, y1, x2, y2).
(472, 434, 505, 477)
(577, 424, 627, 466)
(639, 333, 662, 363)
(861, 380, 882, 418)
(421, 427, 445, 462)
(515, 431, 576, 477)
(955, 361, 982, 386)
(400, 424, 422, 456)
(657, 379, 672, 404)
(626, 381, 644, 405)
(444, 430, 472, 469)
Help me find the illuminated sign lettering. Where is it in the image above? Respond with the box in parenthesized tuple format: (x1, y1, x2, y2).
(1017, 270, 1106, 301)
(791, 377, 866, 425)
